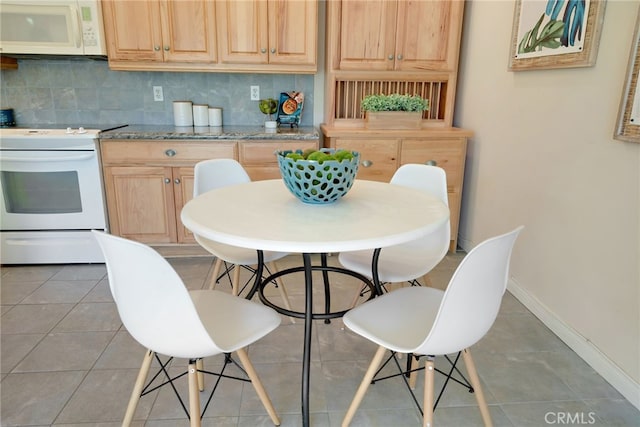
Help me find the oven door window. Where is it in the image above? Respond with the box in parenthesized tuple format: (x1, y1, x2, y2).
(0, 149, 106, 230)
(2, 170, 83, 214)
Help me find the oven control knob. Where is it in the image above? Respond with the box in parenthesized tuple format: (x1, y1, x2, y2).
(66, 127, 73, 134)
(77, 127, 86, 134)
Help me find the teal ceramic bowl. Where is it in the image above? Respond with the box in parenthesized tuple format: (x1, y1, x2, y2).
(276, 148, 360, 204)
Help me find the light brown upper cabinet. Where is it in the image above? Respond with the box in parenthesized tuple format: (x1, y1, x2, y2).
(337, 0, 463, 72)
(324, 0, 465, 127)
(101, 0, 217, 65)
(102, 0, 316, 73)
(216, 0, 317, 71)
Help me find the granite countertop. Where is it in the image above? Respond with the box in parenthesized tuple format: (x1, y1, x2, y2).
(99, 125, 319, 140)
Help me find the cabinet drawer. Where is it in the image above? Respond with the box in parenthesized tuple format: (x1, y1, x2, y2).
(400, 138, 466, 189)
(244, 165, 287, 181)
(100, 140, 237, 165)
(333, 138, 399, 182)
(239, 141, 319, 165)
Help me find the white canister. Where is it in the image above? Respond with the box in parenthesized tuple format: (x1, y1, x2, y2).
(208, 107, 222, 127)
(173, 101, 193, 126)
(264, 120, 278, 130)
(192, 104, 209, 126)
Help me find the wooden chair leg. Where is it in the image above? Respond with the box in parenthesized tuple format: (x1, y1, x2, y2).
(342, 345, 387, 427)
(423, 358, 435, 427)
(208, 258, 223, 290)
(409, 354, 419, 389)
(196, 359, 204, 392)
(235, 347, 281, 426)
(267, 261, 295, 324)
(188, 359, 202, 427)
(462, 348, 493, 427)
(349, 282, 367, 309)
(123, 349, 154, 427)
(421, 273, 433, 287)
(231, 264, 241, 296)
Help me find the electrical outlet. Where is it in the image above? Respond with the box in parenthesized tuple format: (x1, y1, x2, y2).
(153, 86, 164, 102)
(250, 85, 260, 101)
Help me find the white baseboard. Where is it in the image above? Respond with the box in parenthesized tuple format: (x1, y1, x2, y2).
(507, 278, 640, 411)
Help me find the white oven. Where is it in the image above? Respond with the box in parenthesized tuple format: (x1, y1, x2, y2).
(0, 128, 107, 264)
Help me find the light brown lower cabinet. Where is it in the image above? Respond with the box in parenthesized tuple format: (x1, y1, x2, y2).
(100, 138, 318, 245)
(321, 126, 472, 252)
(100, 140, 237, 244)
(101, 165, 193, 244)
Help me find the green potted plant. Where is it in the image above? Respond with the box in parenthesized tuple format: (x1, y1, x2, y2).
(361, 93, 429, 129)
(259, 98, 279, 130)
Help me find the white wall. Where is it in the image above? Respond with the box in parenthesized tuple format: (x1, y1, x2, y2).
(313, 0, 326, 127)
(455, 0, 640, 407)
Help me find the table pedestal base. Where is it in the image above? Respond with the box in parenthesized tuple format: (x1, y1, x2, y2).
(250, 252, 378, 427)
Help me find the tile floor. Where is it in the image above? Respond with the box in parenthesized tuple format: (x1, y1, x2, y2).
(1, 252, 638, 426)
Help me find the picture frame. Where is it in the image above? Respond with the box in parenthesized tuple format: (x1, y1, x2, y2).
(508, 0, 606, 71)
(614, 8, 640, 143)
(277, 91, 304, 128)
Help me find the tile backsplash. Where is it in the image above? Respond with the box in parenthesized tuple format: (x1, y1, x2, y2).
(0, 58, 315, 127)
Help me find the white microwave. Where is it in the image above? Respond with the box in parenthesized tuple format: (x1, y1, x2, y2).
(0, 0, 105, 55)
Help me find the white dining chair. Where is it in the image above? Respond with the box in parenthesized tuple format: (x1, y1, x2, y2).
(92, 230, 282, 427)
(193, 158, 294, 316)
(341, 226, 523, 427)
(339, 164, 450, 303)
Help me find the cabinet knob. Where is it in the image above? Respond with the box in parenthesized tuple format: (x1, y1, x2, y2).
(388, 54, 394, 60)
(261, 48, 267, 53)
(270, 48, 276, 54)
(164, 45, 170, 51)
(397, 54, 403, 60)
(361, 160, 373, 168)
(165, 149, 177, 157)
(164, 178, 171, 184)
(425, 160, 437, 166)
(174, 178, 181, 184)
(154, 45, 161, 51)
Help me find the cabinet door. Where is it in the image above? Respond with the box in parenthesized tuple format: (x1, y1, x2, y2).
(394, 0, 464, 71)
(160, 0, 217, 63)
(102, 0, 164, 61)
(103, 166, 177, 243)
(332, 138, 399, 182)
(338, 0, 397, 70)
(336, 0, 463, 72)
(400, 138, 467, 252)
(216, 0, 268, 64)
(173, 167, 196, 243)
(268, 0, 317, 66)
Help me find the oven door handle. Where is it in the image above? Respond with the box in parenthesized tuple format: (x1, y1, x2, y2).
(1, 153, 96, 162)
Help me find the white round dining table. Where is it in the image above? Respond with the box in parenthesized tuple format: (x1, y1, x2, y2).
(181, 179, 449, 254)
(180, 178, 449, 427)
